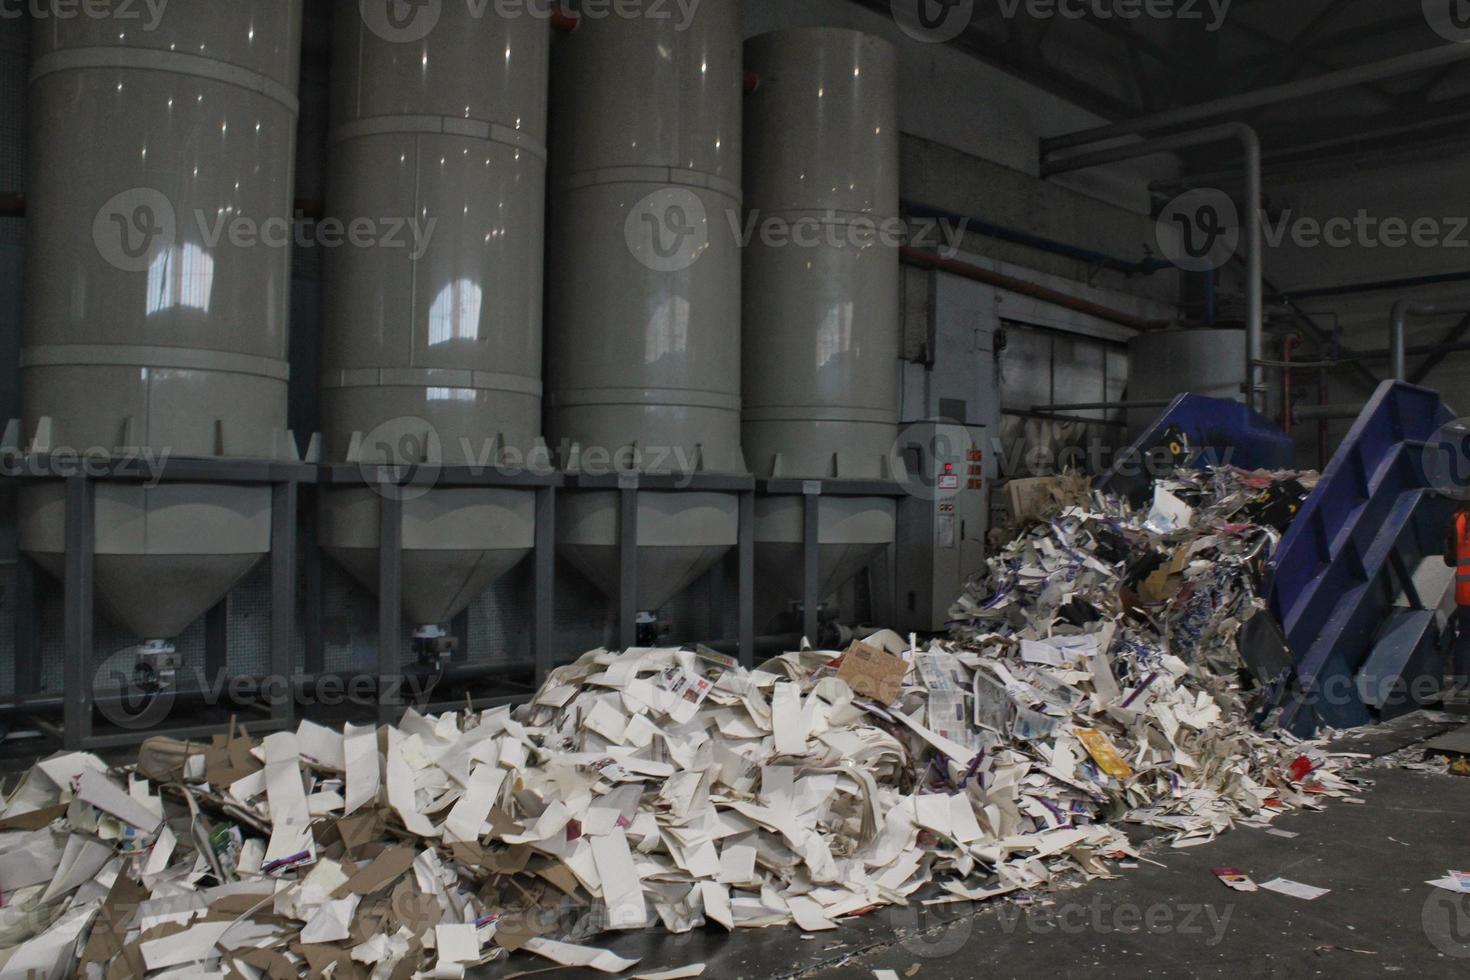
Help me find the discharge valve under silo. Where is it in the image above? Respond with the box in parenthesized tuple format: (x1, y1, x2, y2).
(127, 640, 180, 698)
(412, 626, 458, 673)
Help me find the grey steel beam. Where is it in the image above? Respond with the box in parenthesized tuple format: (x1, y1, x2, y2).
(802, 484, 821, 648)
(63, 476, 94, 750)
(533, 484, 556, 686)
(377, 489, 403, 725)
(617, 475, 639, 651)
(738, 489, 755, 669)
(270, 479, 298, 728)
(1409, 314, 1470, 386)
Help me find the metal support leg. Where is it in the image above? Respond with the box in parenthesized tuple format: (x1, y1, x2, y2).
(533, 485, 556, 686)
(14, 554, 39, 699)
(377, 491, 403, 725)
(738, 489, 755, 668)
(802, 485, 820, 648)
(617, 477, 639, 651)
(204, 600, 228, 683)
(269, 480, 298, 728)
(63, 476, 95, 750)
(304, 501, 324, 679)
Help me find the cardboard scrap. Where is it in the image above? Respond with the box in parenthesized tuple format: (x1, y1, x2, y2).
(836, 641, 908, 705)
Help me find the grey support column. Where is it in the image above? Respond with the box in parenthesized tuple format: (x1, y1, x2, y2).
(63, 475, 95, 749)
(533, 484, 556, 686)
(738, 489, 755, 668)
(269, 479, 298, 727)
(377, 487, 403, 725)
(802, 483, 821, 647)
(617, 474, 639, 651)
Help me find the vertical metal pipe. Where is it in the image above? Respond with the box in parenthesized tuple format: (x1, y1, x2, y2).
(1243, 126, 1265, 413)
(63, 476, 94, 749)
(1391, 302, 1409, 381)
(1282, 336, 1298, 436)
(1040, 123, 1264, 412)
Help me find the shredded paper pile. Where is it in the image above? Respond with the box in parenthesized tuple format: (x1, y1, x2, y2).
(0, 467, 1367, 979)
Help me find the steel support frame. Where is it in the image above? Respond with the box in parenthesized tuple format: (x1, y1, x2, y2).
(755, 478, 909, 654)
(565, 472, 758, 666)
(324, 464, 564, 724)
(3, 456, 314, 750)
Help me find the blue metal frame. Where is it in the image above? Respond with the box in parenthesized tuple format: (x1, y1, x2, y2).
(1096, 393, 1296, 501)
(1267, 381, 1461, 733)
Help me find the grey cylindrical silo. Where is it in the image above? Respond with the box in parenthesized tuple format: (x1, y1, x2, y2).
(742, 28, 901, 612)
(20, 1, 304, 640)
(319, 1, 550, 628)
(546, 0, 747, 613)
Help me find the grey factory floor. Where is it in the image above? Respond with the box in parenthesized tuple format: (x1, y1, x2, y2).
(475, 709, 1470, 980)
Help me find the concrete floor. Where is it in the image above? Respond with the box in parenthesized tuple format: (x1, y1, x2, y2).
(485, 714, 1470, 979)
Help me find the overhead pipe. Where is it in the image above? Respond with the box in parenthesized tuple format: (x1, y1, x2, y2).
(1281, 335, 1298, 436)
(1042, 44, 1470, 154)
(1030, 399, 1171, 414)
(1296, 403, 1368, 422)
(1041, 123, 1265, 413)
(1275, 270, 1470, 303)
(898, 246, 1172, 332)
(901, 201, 1171, 277)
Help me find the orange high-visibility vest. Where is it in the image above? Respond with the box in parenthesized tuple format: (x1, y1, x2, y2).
(1457, 511, 1470, 607)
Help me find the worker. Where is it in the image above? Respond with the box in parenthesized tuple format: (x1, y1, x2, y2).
(1447, 500, 1470, 690)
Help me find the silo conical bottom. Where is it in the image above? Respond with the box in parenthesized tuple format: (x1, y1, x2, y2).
(28, 552, 264, 641)
(325, 547, 531, 627)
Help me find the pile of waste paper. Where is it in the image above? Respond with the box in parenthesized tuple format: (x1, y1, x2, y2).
(0, 467, 1360, 979)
